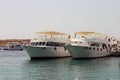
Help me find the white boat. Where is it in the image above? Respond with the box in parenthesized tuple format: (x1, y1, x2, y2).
(23, 31, 71, 58)
(4, 43, 23, 51)
(66, 32, 112, 58)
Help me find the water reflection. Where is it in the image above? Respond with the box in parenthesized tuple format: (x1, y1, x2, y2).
(1, 51, 119, 80)
(21, 57, 120, 80)
(22, 58, 72, 80)
(69, 57, 120, 80)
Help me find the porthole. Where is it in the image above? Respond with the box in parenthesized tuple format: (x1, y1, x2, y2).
(54, 47, 57, 50)
(89, 47, 91, 50)
(101, 48, 102, 51)
(97, 48, 99, 51)
(93, 48, 95, 50)
(85, 47, 88, 49)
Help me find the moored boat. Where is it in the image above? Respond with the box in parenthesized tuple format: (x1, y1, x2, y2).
(23, 31, 71, 58)
(66, 32, 112, 58)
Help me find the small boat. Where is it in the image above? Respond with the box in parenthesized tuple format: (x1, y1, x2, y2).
(23, 31, 71, 59)
(4, 43, 23, 51)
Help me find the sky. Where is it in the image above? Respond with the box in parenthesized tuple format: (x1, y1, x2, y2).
(0, 0, 120, 39)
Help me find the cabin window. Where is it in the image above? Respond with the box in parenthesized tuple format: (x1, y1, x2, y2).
(85, 47, 88, 49)
(74, 41, 77, 44)
(46, 42, 65, 46)
(31, 42, 33, 45)
(80, 42, 82, 44)
(32, 42, 35, 46)
(93, 48, 95, 50)
(54, 47, 57, 50)
(39, 42, 42, 45)
(36, 42, 39, 46)
(35, 42, 38, 46)
(11, 46, 14, 48)
(102, 44, 107, 49)
(16, 45, 20, 47)
(42, 42, 45, 45)
(33, 42, 35, 45)
(97, 48, 99, 51)
(89, 47, 91, 50)
(90, 43, 99, 47)
(108, 44, 111, 49)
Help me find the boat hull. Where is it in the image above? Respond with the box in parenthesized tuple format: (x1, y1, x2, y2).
(23, 46, 71, 58)
(66, 45, 111, 58)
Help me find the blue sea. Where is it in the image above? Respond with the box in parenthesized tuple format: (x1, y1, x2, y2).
(0, 51, 120, 80)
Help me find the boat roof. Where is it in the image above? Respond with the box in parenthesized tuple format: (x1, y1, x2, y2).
(75, 32, 106, 36)
(35, 31, 68, 35)
(75, 32, 94, 35)
(87, 38, 109, 43)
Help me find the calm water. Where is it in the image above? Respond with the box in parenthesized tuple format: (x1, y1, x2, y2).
(0, 51, 120, 80)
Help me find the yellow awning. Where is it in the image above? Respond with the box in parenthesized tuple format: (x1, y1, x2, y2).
(75, 32, 95, 35)
(75, 32, 107, 37)
(35, 31, 68, 35)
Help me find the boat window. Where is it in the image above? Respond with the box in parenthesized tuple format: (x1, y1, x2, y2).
(54, 47, 57, 50)
(90, 43, 99, 47)
(102, 44, 107, 49)
(81, 36, 86, 39)
(16, 45, 21, 47)
(85, 47, 88, 49)
(89, 47, 91, 50)
(93, 48, 95, 50)
(35, 42, 38, 46)
(34, 42, 35, 45)
(74, 41, 77, 44)
(36, 42, 39, 45)
(32, 42, 35, 46)
(97, 48, 99, 51)
(46, 42, 65, 46)
(31, 42, 33, 45)
(80, 42, 82, 44)
(39, 42, 42, 45)
(108, 44, 111, 49)
(42, 42, 45, 45)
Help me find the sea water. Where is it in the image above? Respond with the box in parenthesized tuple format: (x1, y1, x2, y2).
(0, 51, 120, 80)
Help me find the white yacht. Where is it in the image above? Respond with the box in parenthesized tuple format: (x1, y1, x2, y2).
(23, 31, 71, 58)
(66, 32, 112, 58)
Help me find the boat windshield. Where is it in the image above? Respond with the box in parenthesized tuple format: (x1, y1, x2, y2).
(31, 42, 46, 46)
(46, 42, 65, 46)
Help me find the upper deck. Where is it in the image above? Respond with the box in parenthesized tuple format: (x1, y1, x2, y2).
(31, 31, 70, 43)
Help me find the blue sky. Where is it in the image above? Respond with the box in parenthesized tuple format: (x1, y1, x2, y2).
(0, 0, 120, 39)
